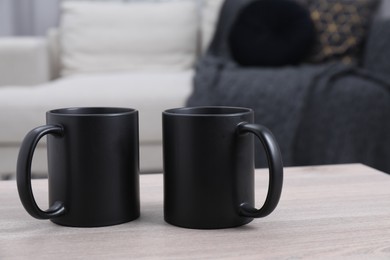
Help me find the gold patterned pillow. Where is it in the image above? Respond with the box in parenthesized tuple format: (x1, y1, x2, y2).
(305, 0, 380, 64)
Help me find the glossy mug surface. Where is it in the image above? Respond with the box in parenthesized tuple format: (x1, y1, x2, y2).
(17, 107, 140, 227)
(163, 106, 283, 229)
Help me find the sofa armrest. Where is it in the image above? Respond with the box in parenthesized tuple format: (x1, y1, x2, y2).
(363, 19, 390, 78)
(0, 37, 51, 86)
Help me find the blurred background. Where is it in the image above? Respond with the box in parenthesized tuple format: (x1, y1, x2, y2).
(1, 0, 389, 37)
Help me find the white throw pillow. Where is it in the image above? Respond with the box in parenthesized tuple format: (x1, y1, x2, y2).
(60, 0, 198, 76)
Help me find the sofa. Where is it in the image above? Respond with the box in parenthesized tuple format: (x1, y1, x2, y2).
(188, 0, 390, 174)
(0, 0, 224, 179)
(2, 0, 390, 179)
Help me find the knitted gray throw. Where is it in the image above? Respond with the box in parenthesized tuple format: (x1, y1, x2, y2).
(187, 0, 390, 173)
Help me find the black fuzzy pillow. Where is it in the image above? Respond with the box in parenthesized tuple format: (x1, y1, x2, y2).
(228, 0, 316, 67)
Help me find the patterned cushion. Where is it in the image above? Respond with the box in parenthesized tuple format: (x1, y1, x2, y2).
(305, 0, 380, 64)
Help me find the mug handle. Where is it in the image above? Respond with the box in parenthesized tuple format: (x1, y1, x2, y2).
(17, 125, 66, 219)
(237, 123, 283, 218)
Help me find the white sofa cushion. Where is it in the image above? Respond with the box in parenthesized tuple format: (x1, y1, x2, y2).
(0, 71, 193, 144)
(60, 0, 198, 76)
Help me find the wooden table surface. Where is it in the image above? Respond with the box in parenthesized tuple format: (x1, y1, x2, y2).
(1, 164, 389, 259)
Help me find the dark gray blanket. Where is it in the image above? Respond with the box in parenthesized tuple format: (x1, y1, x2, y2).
(187, 0, 390, 173)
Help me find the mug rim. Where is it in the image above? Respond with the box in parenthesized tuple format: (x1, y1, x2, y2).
(163, 106, 253, 117)
(48, 107, 137, 116)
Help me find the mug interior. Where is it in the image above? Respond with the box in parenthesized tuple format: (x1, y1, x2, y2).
(49, 107, 136, 116)
(164, 106, 252, 116)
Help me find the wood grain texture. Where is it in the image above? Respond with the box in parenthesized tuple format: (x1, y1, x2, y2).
(1, 164, 389, 259)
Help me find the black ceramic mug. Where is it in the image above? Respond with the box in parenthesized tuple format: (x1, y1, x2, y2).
(17, 107, 140, 227)
(163, 106, 283, 229)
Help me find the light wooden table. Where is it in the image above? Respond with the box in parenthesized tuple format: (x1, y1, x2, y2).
(1, 164, 389, 259)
